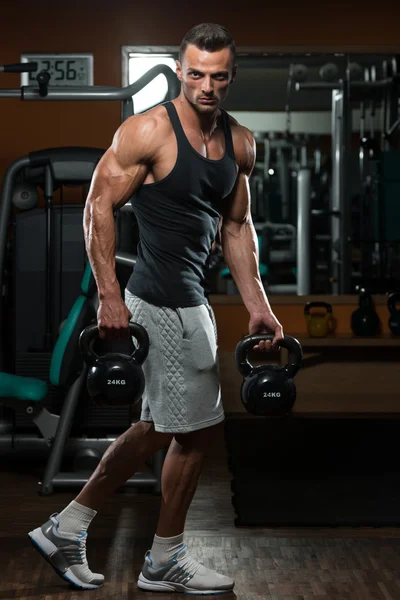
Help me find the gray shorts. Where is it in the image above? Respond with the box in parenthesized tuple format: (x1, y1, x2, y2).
(124, 289, 224, 433)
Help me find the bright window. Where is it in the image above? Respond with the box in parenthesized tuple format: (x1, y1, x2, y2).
(128, 55, 177, 113)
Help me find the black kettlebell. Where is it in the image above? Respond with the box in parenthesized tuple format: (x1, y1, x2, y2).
(351, 286, 380, 337)
(235, 334, 303, 417)
(79, 323, 149, 406)
(388, 292, 400, 336)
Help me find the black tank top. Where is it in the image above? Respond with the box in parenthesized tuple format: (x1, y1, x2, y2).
(126, 101, 238, 308)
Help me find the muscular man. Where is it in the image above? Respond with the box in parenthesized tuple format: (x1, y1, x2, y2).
(29, 23, 284, 594)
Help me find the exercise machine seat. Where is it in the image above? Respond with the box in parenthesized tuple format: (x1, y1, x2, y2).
(0, 262, 96, 402)
(0, 372, 47, 402)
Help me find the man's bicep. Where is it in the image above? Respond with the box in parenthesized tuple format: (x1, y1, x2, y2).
(100, 142, 150, 206)
(86, 149, 146, 211)
(221, 126, 256, 230)
(87, 118, 153, 210)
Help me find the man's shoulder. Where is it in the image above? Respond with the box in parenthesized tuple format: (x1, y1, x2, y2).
(122, 104, 171, 137)
(225, 112, 254, 144)
(224, 112, 255, 164)
(112, 104, 172, 162)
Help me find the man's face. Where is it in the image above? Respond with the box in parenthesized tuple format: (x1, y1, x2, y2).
(176, 44, 237, 114)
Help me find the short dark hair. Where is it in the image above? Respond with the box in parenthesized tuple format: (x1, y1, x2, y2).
(179, 23, 236, 65)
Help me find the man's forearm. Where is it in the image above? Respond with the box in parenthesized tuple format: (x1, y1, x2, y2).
(220, 219, 272, 315)
(83, 198, 119, 300)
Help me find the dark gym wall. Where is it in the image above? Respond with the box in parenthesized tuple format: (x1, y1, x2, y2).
(1, 0, 400, 184)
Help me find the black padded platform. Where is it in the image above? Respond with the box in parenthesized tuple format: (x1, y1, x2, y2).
(225, 415, 400, 526)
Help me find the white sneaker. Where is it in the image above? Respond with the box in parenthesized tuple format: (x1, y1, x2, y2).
(28, 513, 104, 590)
(137, 544, 234, 595)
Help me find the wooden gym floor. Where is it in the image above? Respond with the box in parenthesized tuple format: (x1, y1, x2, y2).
(2, 454, 400, 600)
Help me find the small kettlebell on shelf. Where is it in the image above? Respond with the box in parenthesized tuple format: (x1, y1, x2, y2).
(304, 301, 333, 338)
(387, 292, 400, 336)
(351, 286, 380, 337)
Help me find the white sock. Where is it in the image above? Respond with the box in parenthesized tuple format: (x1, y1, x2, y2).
(150, 532, 185, 567)
(57, 500, 97, 535)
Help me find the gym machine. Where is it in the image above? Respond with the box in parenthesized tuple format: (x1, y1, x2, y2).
(0, 60, 179, 119)
(0, 61, 179, 493)
(295, 57, 400, 293)
(248, 134, 311, 295)
(0, 61, 179, 356)
(245, 55, 399, 295)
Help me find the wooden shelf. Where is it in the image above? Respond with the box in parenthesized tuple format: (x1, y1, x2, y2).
(210, 294, 392, 306)
(290, 334, 400, 347)
(226, 411, 400, 420)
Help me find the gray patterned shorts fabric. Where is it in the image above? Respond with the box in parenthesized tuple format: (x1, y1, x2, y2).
(124, 289, 225, 433)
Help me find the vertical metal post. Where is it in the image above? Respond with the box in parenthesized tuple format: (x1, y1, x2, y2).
(122, 98, 134, 121)
(331, 83, 352, 294)
(341, 72, 352, 293)
(331, 85, 352, 294)
(263, 138, 271, 182)
(300, 144, 308, 168)
(297, 168, 311, 294)
(44, 165, 53, 350)
(330, 89, 341, 294)
(314, 147, 321, 175)
(40, 367, 87, 495)
(277, 147, 291, 221)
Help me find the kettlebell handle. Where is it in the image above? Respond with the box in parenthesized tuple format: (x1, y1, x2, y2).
(388, 292, 400, 312)
(356, 286, 373, 308)
(304, 301, 332, 315)
(235, 334, 303, 379)
(79, 323, 149, 367)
